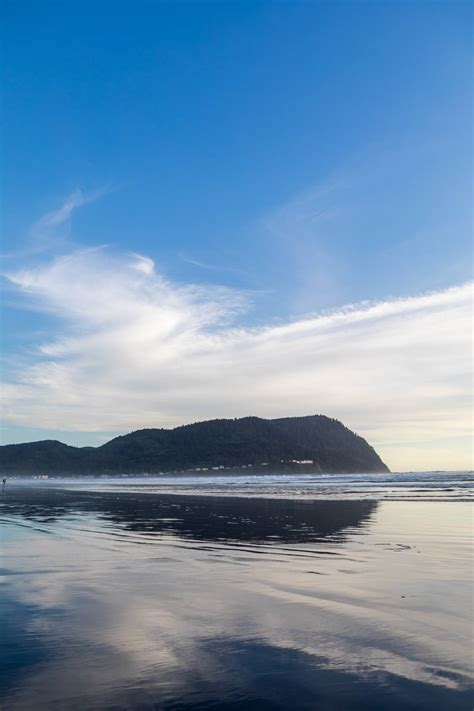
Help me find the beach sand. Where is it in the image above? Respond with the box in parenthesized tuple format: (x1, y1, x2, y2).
(1, 484, 472, 710)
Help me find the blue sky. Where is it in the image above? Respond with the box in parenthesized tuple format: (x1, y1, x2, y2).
(1, 0, 472, 470)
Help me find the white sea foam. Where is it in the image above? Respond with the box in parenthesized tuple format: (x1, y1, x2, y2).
(14, 470, 474, 501)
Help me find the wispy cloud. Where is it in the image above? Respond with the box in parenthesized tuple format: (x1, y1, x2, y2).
(2, 248, 473, 470)
(35, 185, 112, 231)
(258, 180, 347, 313)
(178, 251, 248, 277)
(1, 187, 112, 261)
(37, 189, 87, 228)
(262, 181, 342, 240)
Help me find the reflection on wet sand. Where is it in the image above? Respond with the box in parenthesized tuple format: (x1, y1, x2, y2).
(0, 487, 378, 542)
(0, 487, 472, 710)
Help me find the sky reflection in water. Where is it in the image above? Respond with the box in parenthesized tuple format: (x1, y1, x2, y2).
(0, 486, 472, 710)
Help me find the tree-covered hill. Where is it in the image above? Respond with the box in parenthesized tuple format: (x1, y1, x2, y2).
(0, 415, 389, 475)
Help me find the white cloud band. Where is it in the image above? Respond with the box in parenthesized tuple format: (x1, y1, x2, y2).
(2, 249, 473, 471)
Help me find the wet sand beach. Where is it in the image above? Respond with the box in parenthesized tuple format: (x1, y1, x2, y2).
(1, 482, 473, 710)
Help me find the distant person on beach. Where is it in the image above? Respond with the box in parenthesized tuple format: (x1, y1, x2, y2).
(2, 478, 6, 491)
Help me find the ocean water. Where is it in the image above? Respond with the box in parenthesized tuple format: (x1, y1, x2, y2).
(0, 474, 473, 710)
(16, 469, 473, 500)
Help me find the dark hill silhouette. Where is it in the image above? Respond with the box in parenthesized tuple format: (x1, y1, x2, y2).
(0, 415, 389, 475)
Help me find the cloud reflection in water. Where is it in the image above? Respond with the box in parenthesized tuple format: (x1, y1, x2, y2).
(0, 487, 472, 710)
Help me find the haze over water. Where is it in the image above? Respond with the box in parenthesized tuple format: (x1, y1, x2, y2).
(1, 473, 472, 710)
